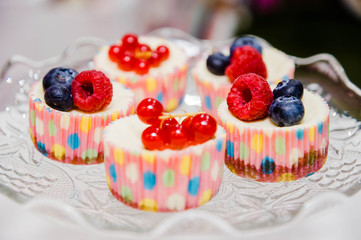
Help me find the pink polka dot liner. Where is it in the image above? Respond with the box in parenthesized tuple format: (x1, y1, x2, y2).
(102, 115, 227, 212)
(28, 81, 135, 165)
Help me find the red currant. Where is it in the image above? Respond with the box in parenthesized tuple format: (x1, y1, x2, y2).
(136, 98, 164, 125)
(108, 45, 123, 62)
(181, 116, 194, 142)
(122, 34, 138, 50)
(148, 51, 162, 67)
(117, 53, 136, 71)
(135, 59, 150, 75)
(190, 114, 217, 144)
(157, 45, 170, 61)
(142, 126, 166, 150)
(166, 124, 189, 150)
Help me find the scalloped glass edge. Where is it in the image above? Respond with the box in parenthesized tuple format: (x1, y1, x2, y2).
(0, 27, 361, 239)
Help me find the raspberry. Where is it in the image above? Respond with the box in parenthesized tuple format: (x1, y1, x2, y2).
(227, 73, 273, 121)
(71, 70, 113, 112)
(225, 46, 267, 83)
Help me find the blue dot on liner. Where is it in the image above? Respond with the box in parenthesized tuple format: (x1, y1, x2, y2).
(188, 176, 200, 196)
(143, 171, 156, 190)
(34, 98, 42, 103)
(226, 140, 234, 158)
(67, 133, 80, 150)
(261, 156, 275, 175)
(109, 164, 117, 182)
(37, 141, 47, 156)
(318, 122, 323, 134)
(156, 93, 163, 103)
(216, 139, 223, 152)
(307, 172, 314, 177)
(296, 129, 304, 140)
(45, 107, 52, 113)
(205, 96, 212, 110)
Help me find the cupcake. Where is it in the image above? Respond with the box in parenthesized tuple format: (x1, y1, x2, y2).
(103, 98, 226, 212)
(218, 73, 330, 182)
(29, 68, 134, 164)
(94, 33, 188, 112)
(192, 36, 295, 119)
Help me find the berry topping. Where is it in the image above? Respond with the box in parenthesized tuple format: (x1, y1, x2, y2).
(273, 79, 304, 100)
(71, 70, 113, 112)
(156, 45, 170, 61)
(166, 124, 189, 150)
(206, 52, 230, 76)
(122, 34, 138, 50)
(43, 67, 78, 92)
(230, 36, 262, 56)
(44, 85, 73, 112)
(188, 113, 217, 144)
(269, 95, 305, 127)
(226, 46, 267, 83)
(142, 126, 166, 150)
(108, 34, 170, 74)
(136, 98, 164, 125)
(227, 73, 273, 121)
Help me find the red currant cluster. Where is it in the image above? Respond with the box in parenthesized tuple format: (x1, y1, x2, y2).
(136, 98, 217, 150)
(108, 34, 170, 75)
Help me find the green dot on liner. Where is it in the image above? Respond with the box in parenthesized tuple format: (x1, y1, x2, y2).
(239, 142, 249, 160)
(275, 136, 286, 155)
(162, 169, 175, 187)
(201, 152, 211, 171)
(30, 110, 35, 126)
(173, 78, 179, 91)
(121, 185, 133, 203)
(81, 148, 98, 160)
(48, 120, 57, 136)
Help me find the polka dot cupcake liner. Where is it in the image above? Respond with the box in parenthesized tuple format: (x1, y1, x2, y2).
(29, 82, 135, 165)
(218, 101, 330, 182)
(103, 115, 227, 212)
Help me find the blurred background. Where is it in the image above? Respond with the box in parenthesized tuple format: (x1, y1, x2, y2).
(1, 0, 360, 87)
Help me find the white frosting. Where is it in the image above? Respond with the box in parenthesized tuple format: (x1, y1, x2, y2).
(218, 89, 330, 129)
(93, 36, 188, 79)
(30, 81, 134, 115)
(192, 47, 295, 89)
(103, 115, 226, 155)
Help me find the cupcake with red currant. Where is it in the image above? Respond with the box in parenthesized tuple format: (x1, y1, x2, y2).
(192, 36, 295, 119)
(103, 98, 226, 212)
(218, 73, 330, 182)
(94, 33, 188, 112)
(29, 67, 135, 164)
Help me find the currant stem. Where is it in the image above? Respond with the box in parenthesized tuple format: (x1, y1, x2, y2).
(158, 112, 205, 120)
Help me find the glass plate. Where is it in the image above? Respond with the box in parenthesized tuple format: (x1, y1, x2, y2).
(0, 28, 361, 239)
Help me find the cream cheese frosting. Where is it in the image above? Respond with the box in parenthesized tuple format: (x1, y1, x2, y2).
(193, 47, 295, 89)
(218, 89, 330, 129)
(30, 81, 134, 115)
(94, 36, 188, 79)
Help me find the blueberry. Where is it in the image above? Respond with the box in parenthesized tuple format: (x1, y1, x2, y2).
(206, 52, 230, 76)
(269, 96, 304, 127)
(43, 67, 78, 91)
(273, 79, 303, 100)
(44, 85, 73, 111)
(230, 36, 262, 56)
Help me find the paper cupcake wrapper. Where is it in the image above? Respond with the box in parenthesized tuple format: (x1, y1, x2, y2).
(29, 86, 135, 165)
(219, 109, 330, 182)
(112, 64, 188, 112)
(103, 131, 226, 212)
(193, 69, 295, 121)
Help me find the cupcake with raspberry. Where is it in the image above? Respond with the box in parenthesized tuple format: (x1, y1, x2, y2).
(103, 98, 226, 212)
(218, 73, 330, 182)
(192, 36, 295, 119)
(29, 68, 134, 164)
(94, 33, 188, 112)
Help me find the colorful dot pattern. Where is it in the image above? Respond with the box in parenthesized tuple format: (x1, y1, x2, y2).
(116, 64, 188, 112)
(193, 67, 295, 121)
(104, 133, 226, 212)
(28, 82, 135, 165)
(222, 115, 330, 182)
